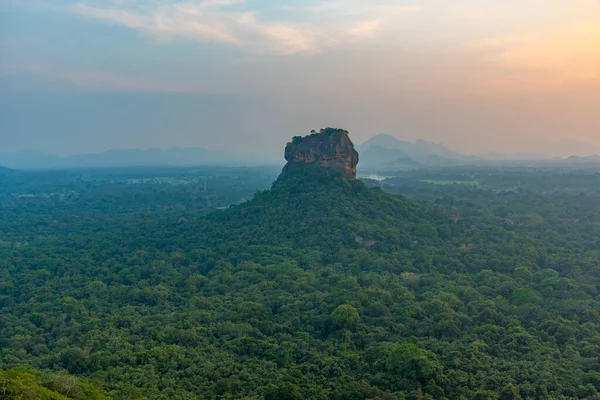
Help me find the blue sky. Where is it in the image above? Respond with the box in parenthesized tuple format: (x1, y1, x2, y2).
(1, 0, 599, 156)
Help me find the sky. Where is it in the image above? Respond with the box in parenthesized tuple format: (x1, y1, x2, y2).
(1, 0, 599, 157)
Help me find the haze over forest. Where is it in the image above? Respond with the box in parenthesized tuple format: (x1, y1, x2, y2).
(2, 0, 600, 158)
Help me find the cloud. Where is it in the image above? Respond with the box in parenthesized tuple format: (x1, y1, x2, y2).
(71, 0, 421, 55)
(348, 20, 380, 38)
(472, 25, 600, 94)
(0, 62, 203, 92)
(306, 1, 420, 17)
(74, 3, 147, 28)
(73, 1, 319, 54)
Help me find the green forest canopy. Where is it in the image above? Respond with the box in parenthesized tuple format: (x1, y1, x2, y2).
(0, 165, 599, 399)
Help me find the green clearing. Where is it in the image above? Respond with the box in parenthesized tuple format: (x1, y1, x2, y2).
(124, 177, 203, 184)
(420, 179, 477, 186)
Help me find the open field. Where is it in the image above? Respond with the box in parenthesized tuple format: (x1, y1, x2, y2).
(420, 179, 477, 186)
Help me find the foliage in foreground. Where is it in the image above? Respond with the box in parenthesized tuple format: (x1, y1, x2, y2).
(0, 367, 109, 400)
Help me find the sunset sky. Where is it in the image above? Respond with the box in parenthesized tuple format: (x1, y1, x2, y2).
(1, 0, 599, 157)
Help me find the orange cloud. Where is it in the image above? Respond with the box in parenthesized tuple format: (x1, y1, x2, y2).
(472, 24, 600, 94)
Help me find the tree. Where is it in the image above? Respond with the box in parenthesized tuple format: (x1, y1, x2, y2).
(386, 344, 442, 383)
(510, 287, 540, 305)
(265, 382, 303, 400)
(331, 304, 360, 329)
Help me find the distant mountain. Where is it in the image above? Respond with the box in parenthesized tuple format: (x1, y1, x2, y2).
(481, 139, 600, 160)
(358, 133, 411, 151)
(563, 155, 600, 164)
(358, 134, 600, 167)
(482, 151, 552, 161)
(534, 139, 600, 158)
(480, 154, 600, 166)
(0, 148, 280, 169)
(0, 166, 13, 176)
(413, 139, 462, 158)
(379, 157, 422, 170)
(361, 152, 422, 171)
(359, 134, 462, 159)
(358, 134, 464, 168)
(359, 145, 411, 167)
(0, 151, 60, 169)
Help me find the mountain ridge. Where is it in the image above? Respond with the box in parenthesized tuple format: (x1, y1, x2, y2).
(0, 147, 280, 169)
(5, 133, 600, 170)
(358, 133, 462, 159)
(0, 165, 13, 176)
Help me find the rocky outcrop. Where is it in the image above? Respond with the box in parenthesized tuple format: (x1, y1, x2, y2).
(280, 128, 359, 179)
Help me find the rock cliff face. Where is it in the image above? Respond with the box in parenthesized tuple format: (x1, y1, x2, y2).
(280, 128, 359, 179)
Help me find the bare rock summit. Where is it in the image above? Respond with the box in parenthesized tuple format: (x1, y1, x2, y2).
(280, 128, 359, 179)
